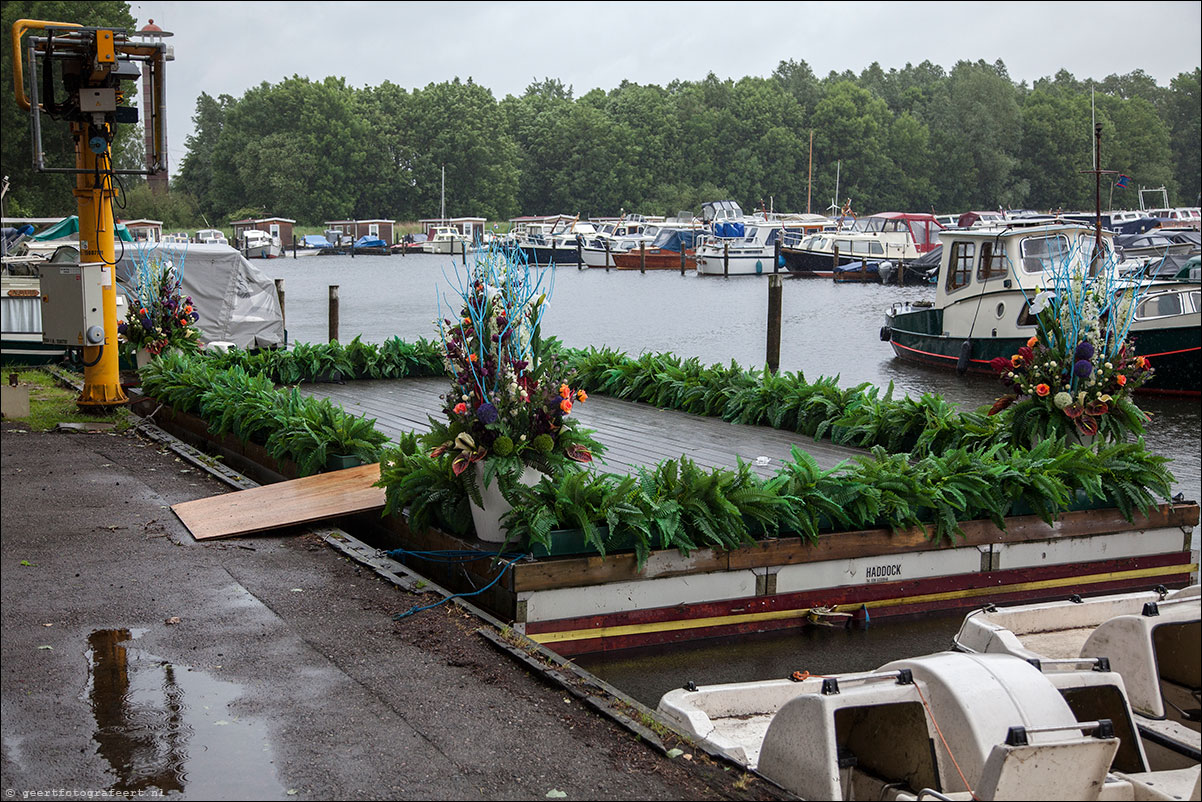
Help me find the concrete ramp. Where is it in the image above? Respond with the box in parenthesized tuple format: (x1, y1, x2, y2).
(172, 463, 384, 540)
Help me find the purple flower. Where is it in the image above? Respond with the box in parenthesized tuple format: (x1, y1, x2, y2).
(476, 402, 499, 424)
(117, 321, 128, 335)
(1073, 359, 1093, 378)
(1074, 341, 1094, 362)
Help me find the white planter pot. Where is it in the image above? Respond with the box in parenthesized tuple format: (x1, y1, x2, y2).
(135, 348, 153, 369)
(470, 462, 543, 543)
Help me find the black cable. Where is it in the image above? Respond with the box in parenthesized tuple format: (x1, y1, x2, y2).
(79, 343, 103, 367)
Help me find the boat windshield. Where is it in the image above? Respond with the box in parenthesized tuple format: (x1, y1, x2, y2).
(1019, 234, 1073, 273)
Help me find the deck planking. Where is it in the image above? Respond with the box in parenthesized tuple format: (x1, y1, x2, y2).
(301, 378, 867, 477)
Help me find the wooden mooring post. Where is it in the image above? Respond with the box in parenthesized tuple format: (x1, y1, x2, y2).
(274, 278, 286, 344)
(723, 242, 730, 277)
(767, 274, 782, 374)
(328, 285, 340, 343)
(680, 248, 686, 275)
(639, 241, 646, 273)
(604, 239, 610, 272)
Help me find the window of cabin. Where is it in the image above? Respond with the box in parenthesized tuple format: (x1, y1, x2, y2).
(1136, 292, 1184, 320)
(946, 242, 975, 291)
(977, 241, 1008, 281)
(1020, 234, 1071, 273)
(369, 223, 379, 237)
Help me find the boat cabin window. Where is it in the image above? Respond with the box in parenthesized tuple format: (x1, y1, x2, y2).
(1020, 234, 1071, 273)
(909, 220, 938, 248)
(835, 239, 853, 254)
(946, 242, 975, 292)
(977, 241, 1008, 281)
(1136, 291, 1184, 320)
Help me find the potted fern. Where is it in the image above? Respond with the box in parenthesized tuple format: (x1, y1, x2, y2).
(425, 243, 602, 541)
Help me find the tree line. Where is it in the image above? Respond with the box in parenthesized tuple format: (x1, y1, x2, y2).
(3, 2, 1198, 227)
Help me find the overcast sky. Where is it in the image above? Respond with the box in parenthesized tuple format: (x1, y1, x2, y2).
(129, 1, 1201, 174)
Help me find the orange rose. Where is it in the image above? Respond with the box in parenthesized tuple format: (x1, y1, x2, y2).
(1026, 336, 1039, 348)
(1116, 374, 1127, 386)
(560, 399, 573, 413)
(559, 383, 571, 399)
(1011, 354, 1024, 367)
(576, 390, 588, 402)
(1035, 383, 1050, 397)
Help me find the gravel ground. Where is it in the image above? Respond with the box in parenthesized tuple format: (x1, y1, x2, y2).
(1, 422, 787, 801)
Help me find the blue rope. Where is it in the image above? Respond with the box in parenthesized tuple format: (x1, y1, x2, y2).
(388, 551, 524, 620)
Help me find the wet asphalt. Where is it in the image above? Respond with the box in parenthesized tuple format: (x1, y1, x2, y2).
(0, 424, 774, 801)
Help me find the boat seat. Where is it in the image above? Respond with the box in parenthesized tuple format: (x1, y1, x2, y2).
(1105, 765, 1202, 801)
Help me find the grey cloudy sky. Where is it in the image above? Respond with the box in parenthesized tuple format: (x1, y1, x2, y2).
(129, 0, 1201, 173)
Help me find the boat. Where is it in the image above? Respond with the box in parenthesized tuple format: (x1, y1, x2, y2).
(781, 212, 944, 278)
(194, 228, 228, 246)
(349, 235, 391, 256)
(952, 584, 1201, 771)
(657, 650, 1201, 800)
(239, 229, 283, 259)
(693, 201, 810, 277)
(510, 216, 587, 266)
(420, 226, 471, 256)
(611, 227, 700, 271)
(882, 219, 1201, 396)
(579, 218, 657, 269)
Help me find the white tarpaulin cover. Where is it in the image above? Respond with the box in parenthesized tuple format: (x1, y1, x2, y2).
(115, 242, 285, 350)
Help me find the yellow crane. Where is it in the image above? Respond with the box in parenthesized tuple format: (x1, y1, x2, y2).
(10, 18, 170, 408)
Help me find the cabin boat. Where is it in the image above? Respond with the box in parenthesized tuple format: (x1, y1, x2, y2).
(952, 584, 1201, 771)
(508, 216, 588, 266)
(579, 219, 657, 269)
(420, 226, 472, 256)
(611, 227, 701, 271)
(240, 229, 283, 259)
(782, 212, 944, 277)
(194, 229, 228, 246)
(694, 220, 793, 276)
(657, 651, 1201, 800)
(882, 219, 1201, 396)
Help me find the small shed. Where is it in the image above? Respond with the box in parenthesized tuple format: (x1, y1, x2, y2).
(324, 219, 397, 243)
(121, 219, 164, 243)
(231, 217, 296, 245)
(419, 217, 487, 240)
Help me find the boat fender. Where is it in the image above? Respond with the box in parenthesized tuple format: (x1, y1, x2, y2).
(955, 340, 973, 375)
(879, 326, 892, 342)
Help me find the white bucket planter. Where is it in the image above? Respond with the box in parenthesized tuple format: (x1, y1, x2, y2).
(470, 462, 543, 543)
(135, 348, 154, 369)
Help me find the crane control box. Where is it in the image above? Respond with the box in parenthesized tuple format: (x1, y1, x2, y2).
(39, 262, 110, 346)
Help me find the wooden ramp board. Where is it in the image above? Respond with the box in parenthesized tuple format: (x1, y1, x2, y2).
(172, 463, 384, 541)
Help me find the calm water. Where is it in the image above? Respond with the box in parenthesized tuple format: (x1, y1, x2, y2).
(260, 251, 1200, 707)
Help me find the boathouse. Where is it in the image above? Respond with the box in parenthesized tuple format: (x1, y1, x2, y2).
(324, 219, 397, 244)
(231, 217, 296, 245)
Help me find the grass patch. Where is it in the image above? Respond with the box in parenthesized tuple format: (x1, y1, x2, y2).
(4, 368, 133, 432)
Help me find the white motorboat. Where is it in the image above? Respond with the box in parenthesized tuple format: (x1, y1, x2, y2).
(239, 229, 283, 259)
(953, 584, 1201, 770)
(658, 651, 1201, 800)
(420, 225, 472, 255)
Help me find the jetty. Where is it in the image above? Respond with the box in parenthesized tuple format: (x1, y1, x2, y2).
(147, 375, 1198, 658)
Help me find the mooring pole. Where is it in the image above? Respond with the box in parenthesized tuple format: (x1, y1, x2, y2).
(767, 274, 782, 374)
(723, 242, 730, 277)
(640, 241, 646, 273)
(328, 285, 339, 343)
(275, 278, 286, 333)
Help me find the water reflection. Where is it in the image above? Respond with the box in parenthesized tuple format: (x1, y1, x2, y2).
(576, 612, 966, 709)
(86, 629, 282, 798)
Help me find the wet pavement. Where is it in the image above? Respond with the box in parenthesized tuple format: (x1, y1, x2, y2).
(1, 423, 780, 800)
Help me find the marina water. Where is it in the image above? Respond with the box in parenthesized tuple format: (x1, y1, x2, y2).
(262, 251, 1200, 705)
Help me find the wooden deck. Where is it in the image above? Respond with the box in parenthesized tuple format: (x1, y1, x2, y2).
(301, 377, 867, 477)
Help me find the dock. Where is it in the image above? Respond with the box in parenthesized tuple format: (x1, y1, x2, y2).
(300, 377, 868, 477)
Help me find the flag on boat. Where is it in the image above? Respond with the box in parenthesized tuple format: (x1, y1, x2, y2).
(1115, 174, 1130, 189)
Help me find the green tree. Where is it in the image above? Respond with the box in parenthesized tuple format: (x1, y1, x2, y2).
(1, 1, 137, 215)
(175, 91, 234, 218)
(1164, 69, 1201, 206)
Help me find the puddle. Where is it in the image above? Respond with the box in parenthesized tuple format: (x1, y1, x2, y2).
(86, 629, 284, 798)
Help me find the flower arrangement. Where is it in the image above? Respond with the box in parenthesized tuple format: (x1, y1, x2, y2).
(988, 245, 1154, 443)
(424, 243, 602, 501)
(118, 249, 201, 356)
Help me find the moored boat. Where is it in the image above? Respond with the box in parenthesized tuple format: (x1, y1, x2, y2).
(952, 584, 1201, 770)
(657, 650, 1202, 800)
(611, 227, 700, 271)
(240, 229, 283, 259)
(782, 212, 943, 277)
(882, 219, 1201, 396)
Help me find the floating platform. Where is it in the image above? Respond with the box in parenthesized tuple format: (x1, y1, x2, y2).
(147, 378, 1200, 658)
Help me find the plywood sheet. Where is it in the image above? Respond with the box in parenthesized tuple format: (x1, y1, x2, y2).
(172, 463, 384, 540)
